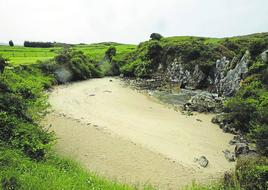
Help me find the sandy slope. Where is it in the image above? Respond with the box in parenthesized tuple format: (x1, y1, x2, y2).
(45, 77, 235, 189)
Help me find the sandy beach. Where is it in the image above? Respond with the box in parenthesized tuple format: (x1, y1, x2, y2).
(44, 77, 235, 189)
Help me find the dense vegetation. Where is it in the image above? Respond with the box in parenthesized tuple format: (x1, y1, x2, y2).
(39, 49, 102, 82)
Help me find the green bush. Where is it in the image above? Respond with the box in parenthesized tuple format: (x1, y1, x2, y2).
(0, 68, 54, 160)
(52, 49, 102, 81)
(150, 33, 163, 41)
(251, 124, 268, 156)
(236, 157, 268, 190)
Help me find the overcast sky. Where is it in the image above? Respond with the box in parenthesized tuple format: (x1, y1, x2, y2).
(0, 0, 268, 45)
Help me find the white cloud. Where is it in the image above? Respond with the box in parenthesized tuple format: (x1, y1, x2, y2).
(0, 0, 267, 44)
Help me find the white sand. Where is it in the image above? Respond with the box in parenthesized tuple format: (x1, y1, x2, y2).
(46, 77, 235, 189)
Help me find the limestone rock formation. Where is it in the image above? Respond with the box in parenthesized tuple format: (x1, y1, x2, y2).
(215, 51, 250, 96)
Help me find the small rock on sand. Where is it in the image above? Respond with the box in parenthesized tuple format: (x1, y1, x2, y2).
(194, 156, 209, 167)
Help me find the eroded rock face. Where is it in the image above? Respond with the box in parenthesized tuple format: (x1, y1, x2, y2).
(166, 51, 250, 97)
(213, 51, 250, 96)
(167, 58, 206, 89)
(167, 58, 190, 87)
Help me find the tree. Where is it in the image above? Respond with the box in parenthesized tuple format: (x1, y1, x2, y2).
(150, 33, 163, 41)
(9, 40, 14, 47)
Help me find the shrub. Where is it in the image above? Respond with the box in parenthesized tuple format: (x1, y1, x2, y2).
(44, 49, 102, 82)
(249, 39, 267, 59)
(225, 97, 258, 133)
(150, 33, 163, 41)
(8, 40, 14, 47)
(0, 68, 54, 160)
(251, 124, 268, 156)
(236, 157, 268, 190)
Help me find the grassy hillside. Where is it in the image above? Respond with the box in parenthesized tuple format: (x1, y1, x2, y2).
(119, 32, 268, 78)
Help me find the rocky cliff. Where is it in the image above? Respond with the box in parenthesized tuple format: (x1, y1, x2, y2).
(166, 51, 250, 97)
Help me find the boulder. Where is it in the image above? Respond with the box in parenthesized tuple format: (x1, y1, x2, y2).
(223, 149, 236, 162)
(198, 156, 209, 167)
(235, 143, 249, 157)
(184, 91, 224, 113)
(211, 114, 226, 124)
(229, 135, 248, 145)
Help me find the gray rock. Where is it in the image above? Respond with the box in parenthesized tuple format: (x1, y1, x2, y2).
(167, 59, 206, 89)
(214, 51, 250, 97)
(184, 91, 224, 113)
(211, 114, 226, 124)
(198, 156, 209, 167)
(229, 135, 248, 145)
(187, 65, 207, 89)
(167, 58, 190, 87)
(223, 149, 236, 162)
(235, 143, 249, 157)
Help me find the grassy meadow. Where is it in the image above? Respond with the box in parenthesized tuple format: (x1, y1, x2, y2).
(0, 43, 136, 66)
(0, 46, 59, 65)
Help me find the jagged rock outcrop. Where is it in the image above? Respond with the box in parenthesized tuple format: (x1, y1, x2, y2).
(167, 58, 207, 89)
(166, 51, 250, 97)
(214, 51, 250, 96)
(167, 58, 191, 87)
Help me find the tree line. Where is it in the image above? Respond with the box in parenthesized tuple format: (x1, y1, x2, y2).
(24, 41, 53, 48)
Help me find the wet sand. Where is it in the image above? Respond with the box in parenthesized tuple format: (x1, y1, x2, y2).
(45, 77, 235, 189)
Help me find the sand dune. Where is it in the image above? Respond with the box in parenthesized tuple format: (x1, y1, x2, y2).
(45, 77, 235, 189)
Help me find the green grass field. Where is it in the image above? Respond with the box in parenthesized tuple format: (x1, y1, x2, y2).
(0, 46, 59, 65)
(73, 43, 137, 61)
(0, 43, 137, 66)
